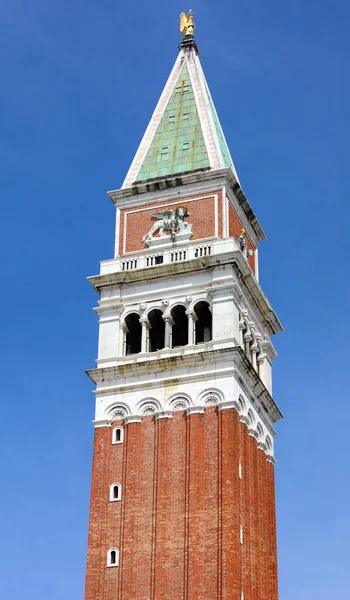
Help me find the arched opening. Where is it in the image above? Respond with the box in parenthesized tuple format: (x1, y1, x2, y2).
(125, 313, 142, 355)
(113, 427, 124, 444)
(194, 301, 212, 344)
(110, 483, 121, 501)
(148, 309, 165, 352)
(171, 305, 188, 348)
(107, 548, 119, 567)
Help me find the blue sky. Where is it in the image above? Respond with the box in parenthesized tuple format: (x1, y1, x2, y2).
(1, 0, 349, 598)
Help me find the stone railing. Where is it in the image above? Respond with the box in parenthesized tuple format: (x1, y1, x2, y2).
(100, 238, 240, 275)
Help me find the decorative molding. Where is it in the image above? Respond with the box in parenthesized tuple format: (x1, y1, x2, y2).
(93, 419, 112, 428)
(204, 395, 219, 406)
(155, 410, 174, 420)
(218, 400, 236, 411)
(257, 441, 267, 452)
(186, 406, 205, 416)
(124, 415, 143, 425)
(140, 401, 159, 416)
(110, 408, 128, 420)
(172, 400, 189, 411)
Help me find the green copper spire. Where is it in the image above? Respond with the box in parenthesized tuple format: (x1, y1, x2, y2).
(136, 64, 210, 182)
(122, 37, 239, 188)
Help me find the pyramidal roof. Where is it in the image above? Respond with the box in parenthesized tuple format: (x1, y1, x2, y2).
(122, 38, 239, 188)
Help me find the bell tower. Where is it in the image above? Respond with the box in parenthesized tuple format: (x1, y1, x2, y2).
(85, 15, 282, 600)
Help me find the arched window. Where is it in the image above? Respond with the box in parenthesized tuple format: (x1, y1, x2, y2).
(124, 313, 142, 355)
(107, 548, 119, 567)
(110, 483, 122, 502)
(171, 305, 188, 348)
(194, 301, 212, 344)
(112, 426, 124, 444)
(148, 309, 165, 352)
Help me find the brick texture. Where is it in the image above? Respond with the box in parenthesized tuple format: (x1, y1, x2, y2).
(228, 203, 255, 272)
(84, 409, 278, 600)
(119, 191, 222, 256)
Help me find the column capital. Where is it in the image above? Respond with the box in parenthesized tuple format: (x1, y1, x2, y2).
(154, 410, 174, 420)
(162, 314, 174, 324)
(139, 317, 150, 329)
(185, 309, 197, 320)
(186, 406, 205, 416)
(124, 415, 143, 425)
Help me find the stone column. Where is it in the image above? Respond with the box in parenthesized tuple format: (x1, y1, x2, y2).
(162, 314, 173, 349)
(185, 310, 197, 346)
(121, 321, 128, 356)
(140, 318, 150, 354)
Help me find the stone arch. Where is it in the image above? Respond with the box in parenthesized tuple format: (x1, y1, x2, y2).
(247, 409, 255, 426)
(124, 312, 142, 355)
(256, 422, 264, 440)
(170, 304, 188, 348)
(167, 392, 192, 411)
(197, 387, 224, 406)
(147, 308, 165, 352)
(106, 402, 130, 421)
(265, 435, 273, 454)
(136, 397, 162, 416)
(237, 395, 247, 414)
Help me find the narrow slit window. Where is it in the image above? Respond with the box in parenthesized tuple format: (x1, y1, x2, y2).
(183, 112, 189, 120)
(107, 548, 119, 567)
(110, 483, 122, 502)
(182, 142, 190, 151)
(168, 115, 175, 123)
(112, 427, 124, 444)
(161, 146, 168, 155)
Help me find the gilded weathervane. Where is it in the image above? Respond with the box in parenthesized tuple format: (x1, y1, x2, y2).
(180, 10, 195, 37)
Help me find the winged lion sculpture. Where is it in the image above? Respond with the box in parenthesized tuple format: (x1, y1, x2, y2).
(142, 206, 190, 243)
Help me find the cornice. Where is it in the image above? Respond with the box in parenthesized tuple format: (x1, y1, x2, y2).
(92, 402, 276, 462)
(86, 346, 282, 425)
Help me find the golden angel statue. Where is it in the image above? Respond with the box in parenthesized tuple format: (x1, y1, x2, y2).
(180, 10, 195, 37)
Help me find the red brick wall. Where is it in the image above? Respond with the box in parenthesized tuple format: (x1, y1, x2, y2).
(119, 191, 222, 256)
(84, 409, 278, 600)
(228, 203, 255, 273)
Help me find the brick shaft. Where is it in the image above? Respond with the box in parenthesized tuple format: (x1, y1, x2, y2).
(84, 408, 278, 599)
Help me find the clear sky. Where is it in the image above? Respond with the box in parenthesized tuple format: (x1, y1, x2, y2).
(1, 0, 349, 598)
